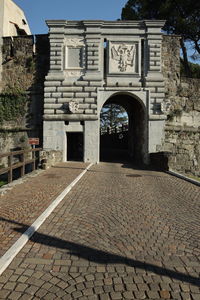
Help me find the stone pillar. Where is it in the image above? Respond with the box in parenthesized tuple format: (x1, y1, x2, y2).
(143, 21, 167, 154)
(148, 117, 166, 153)
(47, 21, 65, 74)
(84, 120, 99, 163)
(144, 20, 165, 115)
(82, 21, 103, 81)
(43, 121, 66, 161)
(43, 21, 65, 119)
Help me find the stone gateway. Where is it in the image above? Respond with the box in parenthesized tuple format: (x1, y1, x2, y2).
(43, 20, 166, 164)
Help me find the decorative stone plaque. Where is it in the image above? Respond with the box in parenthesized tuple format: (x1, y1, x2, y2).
(109, 42, 138, 74)
(68, 100, 79, 114)
(67, 47, 83, 68)
(64, 38, 85, 76)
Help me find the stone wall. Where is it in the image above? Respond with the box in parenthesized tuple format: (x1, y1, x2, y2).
(0, 34, 49, 155)
(164, 125, 199, 176)
(161, 35, 200, 176)
(2, 36, 35, 91)
(0, 32, 199, 174)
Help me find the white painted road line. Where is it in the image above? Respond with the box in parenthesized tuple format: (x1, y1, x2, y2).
(167, 169, 200, 187)
(0, 163, 93, 276)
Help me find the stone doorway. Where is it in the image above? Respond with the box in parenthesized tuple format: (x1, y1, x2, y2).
(67, 132, 83, 161)
(100, 93, 146, 163)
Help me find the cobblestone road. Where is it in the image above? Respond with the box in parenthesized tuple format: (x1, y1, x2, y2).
(0, 162, 89, 257)
(0, 162, 200, 299)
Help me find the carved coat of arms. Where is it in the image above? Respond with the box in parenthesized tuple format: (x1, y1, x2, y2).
(111, 44, 136, 72)
(68, 100, 79, 114)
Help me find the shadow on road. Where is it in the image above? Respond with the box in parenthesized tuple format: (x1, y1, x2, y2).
(1, 217, 200, 287)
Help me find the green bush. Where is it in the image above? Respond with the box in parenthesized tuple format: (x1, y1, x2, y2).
(0, 180, 7, 187)
(0, 88, 28, 125)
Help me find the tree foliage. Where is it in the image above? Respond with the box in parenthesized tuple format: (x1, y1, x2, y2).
(121, 0, 200, 77)
(180, 59, 200, 78)
(100, 104, 128, 130)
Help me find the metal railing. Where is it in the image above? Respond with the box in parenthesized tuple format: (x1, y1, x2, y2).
(0, 148, 42, 183)
(100, 125, 128, 135)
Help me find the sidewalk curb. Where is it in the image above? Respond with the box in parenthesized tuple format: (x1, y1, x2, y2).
(0, 163, 93, 276)
(167, 170, 200, 187)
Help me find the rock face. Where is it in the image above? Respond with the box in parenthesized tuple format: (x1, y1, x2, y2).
(161, 35, 200, 176)
(0, 35, 49, 156)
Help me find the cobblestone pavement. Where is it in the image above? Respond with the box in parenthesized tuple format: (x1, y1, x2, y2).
(0, 162, 89, 257)
(0, 162, 200, 300)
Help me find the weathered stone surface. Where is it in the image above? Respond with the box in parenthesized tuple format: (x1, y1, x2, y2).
(0, 34, 50, 153)
(161, 35, 200, 176)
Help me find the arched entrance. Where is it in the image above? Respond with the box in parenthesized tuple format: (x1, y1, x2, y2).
(100, 93, 146, 164)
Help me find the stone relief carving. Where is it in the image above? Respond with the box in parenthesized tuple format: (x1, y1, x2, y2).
(110, 43, 136, 72)
(68, 100, 79, 114)
(66, 70, 84, 77)
(66, 38, 84, 47)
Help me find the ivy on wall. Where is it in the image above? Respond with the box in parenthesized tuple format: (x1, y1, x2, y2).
(0, 87, 28, 125)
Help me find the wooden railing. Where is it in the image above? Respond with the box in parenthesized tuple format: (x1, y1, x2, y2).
(0, 148, 42, 183)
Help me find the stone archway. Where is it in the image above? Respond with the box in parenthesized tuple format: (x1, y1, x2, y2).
(43, 20, 166, 165)
(100, 93, 147, 164)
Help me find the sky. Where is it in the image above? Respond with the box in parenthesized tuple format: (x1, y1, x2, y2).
(14, 0, 128, 35)
(13, 0, 199, 63)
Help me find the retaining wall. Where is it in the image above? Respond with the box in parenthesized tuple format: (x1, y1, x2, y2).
(0, 34, 49, 155)
(161, 35, 200, 176)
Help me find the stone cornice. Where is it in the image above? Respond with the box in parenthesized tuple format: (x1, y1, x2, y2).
(143, 20, 166, 28)
(46, 20, 165, 31)
(43, 114, 98, 121)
